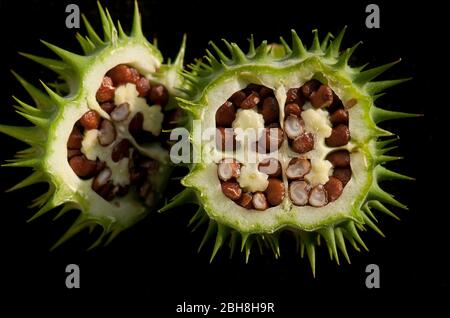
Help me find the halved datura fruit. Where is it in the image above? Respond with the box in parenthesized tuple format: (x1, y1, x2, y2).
(162, 29, 417, 275)
(0, 3, 186, 248)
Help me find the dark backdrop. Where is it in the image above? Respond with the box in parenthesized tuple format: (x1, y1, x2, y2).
(0, 0, 446, 315)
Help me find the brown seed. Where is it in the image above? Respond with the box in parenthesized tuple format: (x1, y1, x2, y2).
(96, 181, 113, 200)
(237, 192, 253, 209)
(96, 76, 115, 103)
(309, 185, 328, 207)
(261, 97, 279, 124)
(117, 185, 130, 197)
(286, 87, 303, 105)
(69, 155, 97, 179)
(324, 176, 343, 202)
(107, 64, 139, 86)
(265, 178, 285, 206)
(291, 133, 314, 154)
(284, 115, 304, 139)
(259, 86, 273, 98)
(326, 150, 350, 168)
(286, 158, 311, 180)
(79, 110, 101, 130)
(325, 124, 350, 147)
(100, 102, 116, 114)
(67, 126, 83, 149)
(98, 119, 116, 146)
(258, 158, 281, 177)
(67, 148, 81, 159)
(244, 84, 262, 94)
(128, 112, 143, 136)
(149, 84, 169, 107)
(136, 77, 151, 97)
(301, 79, 321, 99)
(216, 101, 236, 127)
(289, 181, 310, 206)
(333, 167, 352, 186)
(221, 181, 242, 201)
(310, 85, 333, 108)
(216, 127, 236, 151)
(111, 102, 130, 122)
(229, 91, 246, 107)
(260, 127, 284, 152)
(94, 160, 106, 175)
(111, 139, 131, 162)
(92, 167, 112, 191)
(239, 91, 260, 109)
(285, 103, 302, 118)
(252, 192, 268, 210)
(330, 109, 349, 126)
(217, 158, 240, 181)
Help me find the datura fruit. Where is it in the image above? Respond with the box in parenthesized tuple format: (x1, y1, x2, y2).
(0, 3, 186, 249)
(163, 28, 416, 275)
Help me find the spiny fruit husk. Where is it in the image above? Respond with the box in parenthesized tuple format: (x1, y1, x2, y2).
(0, 2, 186, 249)
(162, 28, 417, 275)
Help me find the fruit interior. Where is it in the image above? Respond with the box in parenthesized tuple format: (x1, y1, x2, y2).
(215, 81, 355, 211)
(67, 64, 170, 208)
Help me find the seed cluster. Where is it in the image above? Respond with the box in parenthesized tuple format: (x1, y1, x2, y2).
(66, 64, 169, 204)
(215, 81, 353, 211)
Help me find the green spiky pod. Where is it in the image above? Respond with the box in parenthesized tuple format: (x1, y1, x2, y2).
(0, 3, 186, 249)
(162, 29, 417, 275)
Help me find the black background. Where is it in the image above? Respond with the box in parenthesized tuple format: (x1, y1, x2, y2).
(0, 0, 446, 315)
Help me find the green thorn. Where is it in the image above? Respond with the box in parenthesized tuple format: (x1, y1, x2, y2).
(305, 241, 316, 277)
(15, 111, 48, 128)
(12, 96, 42, 117)
(376, 136, 399, 149)
(361, 208, 385, 237)
(310, 29, 321, 52)
(0, 125, 42, 145)
(290, 29, 308, 58)
(368, 200, 400, 221)
(377, 154, 402, 164)
(19, 52, 70, 78)
(327, 26, 347, 58)
(159, 188, 198, 212)
(40, 40, 87, 73)
(210, 224, 229, 262)
(343, 221, 368, 252)
(131, 0, 144, 39)
(279, 36, 292, 55)
(117, 20, 127, 39)
(376, 165, 415, 181)
(244, 237, 254, 263)
(6, 171, 44, 192)
(354, 59, 401, 85)
(75, 33, 94, 54)
(334, 228, 351, 264)
(366, 78, 412, 95)
(27, 197, 56, 222)
(319, 227, 340, 265)
(320, 32, 333, 52)
(371, 106, 421, 124)
(240, 233, 249, 252)
(247, 34, 256, 56)
(334, 41, 361, 69)
(230, 43, 248, 63)
(40, 80, 65, 104)
(3, 158, 40, 168)
(209, 41, 230, 62)
(11, 71, 53, 111)
(188, 207, 204, 226)
(369, 182, 408, 210)
(50, 216, 87, 251)
(254, 41, 269, 60)
(198, 220, 216, 252)
(82, 14, 104, 46)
